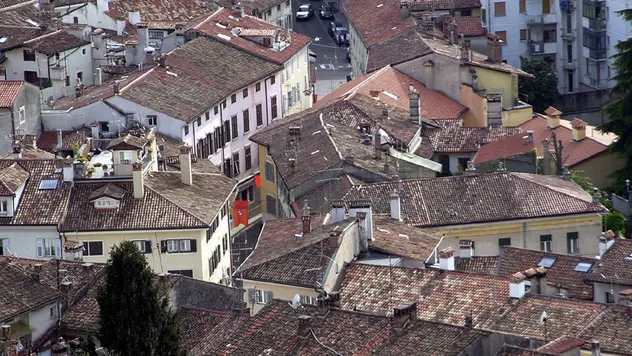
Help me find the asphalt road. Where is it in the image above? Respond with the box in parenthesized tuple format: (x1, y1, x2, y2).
(291, 0, 352, 97)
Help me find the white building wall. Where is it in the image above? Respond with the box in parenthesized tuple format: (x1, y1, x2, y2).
(29, 301, 60, 341)
(0, 227, 60, 259)
(261, 0, 293, 29)
(282, 46, 312, 116)
(42, 100, 126, 133)
(201, 206, 232, 283)
(486, 0, 529, 69)
(604, 0, 631, 87)
(593, 281, 631, 304)
(105, 95, 183, 139)
(57, 3, 119, 33)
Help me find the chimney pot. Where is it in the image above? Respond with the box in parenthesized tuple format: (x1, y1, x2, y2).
(509, 272, 527, 299)
(591, 340, 601, 356)
(132, 161, 144, 198)
(526, 130, 534, 143)
(487, 34, 503, 63)
(392, 302, 417, 329)
(561, 164, 571, 180)
(572, 118, 587, 141)
(56, 129, 63, 150)
(12, 144, 22, 160)
(179, 145, 193, 185)
(297, 315, 312, 338)
(302, 215, 311, 234)
(592, 187, 600, 204)
(59, 281, 73, 293)
(330, 200, 345, 223)
(438, 247, 455, 270)
(81, 262, 95, 282)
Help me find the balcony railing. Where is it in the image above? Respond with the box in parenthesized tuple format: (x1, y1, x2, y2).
(527, 14, 557, 26)
(589, 18, 607, 31)
(562, 59, 578, 70)
(588, 48, 607, 60)
(528, 41, 544, 54)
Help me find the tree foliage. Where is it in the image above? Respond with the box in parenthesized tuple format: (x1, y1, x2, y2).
(572, 172, 626, 235)
(598, 9, 632, 195)
(97, 241, 185, 356)
(519, 57, 559, 113)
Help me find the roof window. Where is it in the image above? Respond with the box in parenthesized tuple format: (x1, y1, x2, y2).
(537, 256, 557, 269)
(39, 178, 58, 190)
(574, 262, 593, 272)
(0, 37, 7, 43)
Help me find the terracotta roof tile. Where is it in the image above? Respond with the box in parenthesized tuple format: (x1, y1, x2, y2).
(473, 133, 535, 164)
(401, 0, 482, 10)
(498, 247, 596, 300)
(106, 0, 210, 29)
(0, 259, 62, 321)
(23, 30, 91, 55)
(195, 8, 311, 65)
(518, 116, 610, 166)
(584, 239, 632, 286)
(495, 345, 558, 355)
(455, 256, 499, 274)
(0, 80, 23, 108)
(0, 162, 29, 195)
(344, 172, 604, 227)
(106, 133, 148, 150)
(212, 0, 284, 16)
(36, 128, 91, 152)
(295, 175, 354, 215)
(345, 0, 416, 48)
(0, 26, 48, 51)
(422, 119, 522, 154)
(120, 37, 283, 123)
(179, 307, 246, 354)
(484, 294, 606, 341)
(366, 28, 435, 73)
(537, 336, 586, 354)
(61, 172, 236, 232)
(449, 15, 487, 37)
(371, 215, 442, 261)
(580, 305, 632, 355)
(317, 66, 467, 120)
(340, 263, 510, 327)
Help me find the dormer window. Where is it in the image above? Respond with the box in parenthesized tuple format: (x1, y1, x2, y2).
(0, 201, 7, 213)
(94, 197, 120, 209)
(89, 183, 126, 210)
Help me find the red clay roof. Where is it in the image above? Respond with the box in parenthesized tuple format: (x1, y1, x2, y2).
(537, 336, 586, 354)
(371, 215, 442, 261)
(317, 66, 467, 120)
(345, 0, 416, 48)
(106, 0, 210, 29)
(195, 8, 311, 65)
(0, 80, 23, 108)
(401, 0, 482, 10)
(473, 133, 534, 164)
(450, 15, 487, 37)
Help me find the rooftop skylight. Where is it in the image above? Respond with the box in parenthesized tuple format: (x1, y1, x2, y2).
(537, 256, 557, 269)
(574, 262, 593, 272)
(39, 178, 58, 190)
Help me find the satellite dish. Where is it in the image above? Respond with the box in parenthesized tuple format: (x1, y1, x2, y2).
(289, 294, 301, 309)
(539, 311, 548, 326)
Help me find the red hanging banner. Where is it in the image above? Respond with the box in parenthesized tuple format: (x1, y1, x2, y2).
(234, 200, 249, 227)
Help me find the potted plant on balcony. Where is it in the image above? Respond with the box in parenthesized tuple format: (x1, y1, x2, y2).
(102, 164, 109, 176)
(86, 166, 95, 177)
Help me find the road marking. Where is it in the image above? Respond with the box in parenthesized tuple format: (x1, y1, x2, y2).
(319, 64, 336, 70)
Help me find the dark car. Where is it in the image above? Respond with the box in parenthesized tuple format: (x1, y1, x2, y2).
(320, 4, 334, 19)
(333, 27, 349, 46)
(296, 4, 314, 20)
(328, 21, 342, 37)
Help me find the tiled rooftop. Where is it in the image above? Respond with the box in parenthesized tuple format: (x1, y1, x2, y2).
(212, 0, 285, 16)
(195, 8, 311, 65)
(454, 255, 500, 274)
(371, 214, 442, 262)
(317, 66, 467, 120)
(536, 336, 586, 354)
(120, 37, 283, 123)
(365, 28, 434, 73)
(584, 239, 632, 286)
(345, 0, 416, 48)
(473, 132, 535, 164)
(295, 175, 354, 215)
(0, 80, 24, 108)
(0, 162, 29, 195)
(447, 15, 487, 37)
(36, 128, 91, 152)
(22, 30, 91, 55)
(106, 0, 211, 29)
(344, 172, 604, 227)
(60, 171, 236, 232)
(580, 305, 632, 355)
(340, 263, 510, 327)
(401, 0, 482, 10)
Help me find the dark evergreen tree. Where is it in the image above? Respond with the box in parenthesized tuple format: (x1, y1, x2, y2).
(97, 241, 185, 356)
(519, 57, 559, 113)
(598, 9, 632, 194)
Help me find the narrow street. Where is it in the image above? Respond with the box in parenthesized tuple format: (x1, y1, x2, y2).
(291, 0, 352, 97)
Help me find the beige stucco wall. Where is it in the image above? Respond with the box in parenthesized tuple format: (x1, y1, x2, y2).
(349, 23, 368, 78)
(460, 84, 488, 127)
(573, 152, 625, 189)
(502, 105, 534, 127)
(241, 279, 318, 314)
(437, 213, 603, 257)
(283, 46, 313, 116)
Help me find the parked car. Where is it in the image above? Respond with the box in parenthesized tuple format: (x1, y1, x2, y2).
(328, 21, 342, 37)
(320, 4, 334, 19)
(333, 27, 349, 46)
(296, 4, 314, 20)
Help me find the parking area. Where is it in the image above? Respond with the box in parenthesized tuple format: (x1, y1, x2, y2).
(291, 0, 352, 97)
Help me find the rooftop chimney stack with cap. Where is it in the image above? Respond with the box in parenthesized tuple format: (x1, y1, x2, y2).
(349, 200, 374, 247)
(330, 200, 345, 223)
(572, 118, 587, 141)
(31, 263, 42, 281)
(598, 230, 616, 257)
(12, 143, 22, 160)
(297, 315, 311, 339)
(561, 164, 571, 180)
(61, 158, 74, 183)
(591, 341, 601, 356)
(592, 187, 600, 204)
(459, 240, 473, 259)
(464, 161, 477, 175)
(82, 263, 95, 282)
(233, 2, 245, 16)
(526, 130, 534, 143)
(545, 106, 561, 128)
(390, 189, 402, 221)
(438, 247, 455, 270)
(409, 83, 421, 125)
(132, 162, 144, 198)
(392, 302, 417, 329)
(179, 145, 193, 186)
(509, 272, 527, 299)
(487, 34, 503, 63)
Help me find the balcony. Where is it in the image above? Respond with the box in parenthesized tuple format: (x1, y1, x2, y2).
(562, 59, 577, 70)
(528, 41, 557, 55)
(588, 48, 607, 60)
(560, 0, 575, 12)
(561, 29, 576, 40)
(527, 13, 557, 26)
(589, 18, 607, 31)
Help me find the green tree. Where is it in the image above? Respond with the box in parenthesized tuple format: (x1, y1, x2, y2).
(519, 57, 559, 113)
(97, 241, 185, 356)
(572, 172, 626, 235)
(598, 9, 632, 195)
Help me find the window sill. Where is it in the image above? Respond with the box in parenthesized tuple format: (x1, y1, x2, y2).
(166, 252, 195, 255)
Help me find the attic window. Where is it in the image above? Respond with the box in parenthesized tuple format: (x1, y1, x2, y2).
(574, 262, 593, 272)
(537, 256, 557, 269)
(39, 178, 58, 190)
(0, 37, 7, 43)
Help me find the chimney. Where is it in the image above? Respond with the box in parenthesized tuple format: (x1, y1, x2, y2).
(349, 200, 374, 248)
(179, 145, 193, 186)
(145, 48, 155, 66)
(409, 84, 421, 125)
(509, 272, 527, 299)
(12, 144, 22, 160)
(464, 161, 477, 175)
(81, 263, 95, 282)
(561, 164, 571, 180)
(132, 162, 144, 199)
(374, 125, 382, 159)
(392, 302, 417, 329)
(302, 215, 311, 235)
(486, 34, 503, 63)
(91, 121, 100, 139)
(61, 158, 74, 183)
(31, 263, 42, 281)
(390, 190, 401, 221)
(1, 325, 10, 343)
(327, 230, 342, 248)
(297, 315, 311, 339)
(24, 134, 36, 149)
(497, 161, 506, 172)
(233, 2, 245, 17)
(128, 10, 141, 25)
(545, 106, 561, 128)
(56, 129, 63, 150)
(591, 341, 601, 356)
(571, 118, 587, 141)
(330, 200, 345, 224)
(526, 130, 534, 143)
(592, 187, 600, 204)
(288, 157, 296, 172)
(541, 139, 551, 175)
(96, 0, 109, 12)
(137, 23, 149, 48)
(599, 230, 616, 257)
(113, 83, 120, 95)
(438, 247, 455, 271)
(59, 281, 73, 295)
(459, 240, 473, 259)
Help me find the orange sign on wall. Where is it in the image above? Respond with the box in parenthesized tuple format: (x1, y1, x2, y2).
(234, 200, 249, 227)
